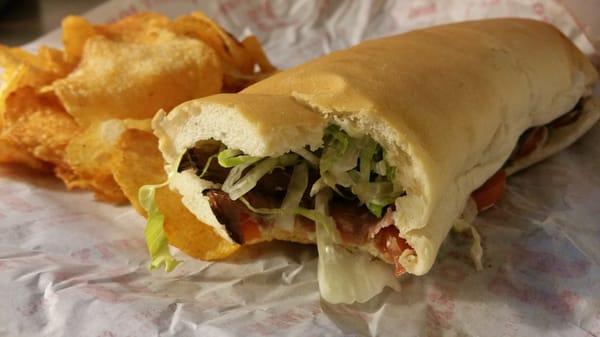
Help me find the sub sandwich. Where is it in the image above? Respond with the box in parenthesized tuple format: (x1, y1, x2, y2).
(144, 19, 599, 303)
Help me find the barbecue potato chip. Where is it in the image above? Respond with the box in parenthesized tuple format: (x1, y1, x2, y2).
(112, 129, 239, 260)
(50, 35, 223, 127)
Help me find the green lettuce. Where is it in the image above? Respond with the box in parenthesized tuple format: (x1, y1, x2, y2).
(138, 183, 180, 272)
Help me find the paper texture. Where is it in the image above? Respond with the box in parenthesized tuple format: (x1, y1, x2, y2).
(2, 0, 600, 336)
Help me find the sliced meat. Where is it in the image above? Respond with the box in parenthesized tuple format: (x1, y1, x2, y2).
(205, 189, 278, 244)
(253, 169, 291, 198)
(206, 188, 415, 274)
(330, 199, 379, 245)
(178, 145, 230, 183)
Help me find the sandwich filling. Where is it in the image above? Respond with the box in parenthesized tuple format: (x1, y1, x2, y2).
(177, 124, 412, 275)
(171, 96, 588, 277)
(470, 97, 587, 211)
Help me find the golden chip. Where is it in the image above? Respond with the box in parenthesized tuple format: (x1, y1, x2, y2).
(1, 10, 275, 210)
(241, 35, 276, 73)
(170, 12, 255, 73)
(61, 16, 97, 64)
(112, 129, 239, 260)
(0, 138, 51, 171)
(1, 87, 79, 167)
(50, 35, 223, 127)
(0, 45, 73, 91)
(96, 12, 171, 43)
(61, 119, 149, 203)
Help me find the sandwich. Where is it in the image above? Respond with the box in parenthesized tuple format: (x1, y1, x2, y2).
(146, 18, 599, 303)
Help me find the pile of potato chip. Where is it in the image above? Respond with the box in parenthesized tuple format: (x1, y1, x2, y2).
(0, 12, 273, 259)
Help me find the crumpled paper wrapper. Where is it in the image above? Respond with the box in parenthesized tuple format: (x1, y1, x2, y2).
(2, 0, 600, 336)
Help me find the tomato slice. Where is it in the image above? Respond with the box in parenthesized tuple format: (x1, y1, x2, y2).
(515, 127, 547, 159)
(238, 213, 262, 243)
(374, 226, 411, 275)
(471, 170, 507, 211)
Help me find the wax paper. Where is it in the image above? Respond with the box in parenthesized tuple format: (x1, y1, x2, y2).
(2, 0, 600, 336)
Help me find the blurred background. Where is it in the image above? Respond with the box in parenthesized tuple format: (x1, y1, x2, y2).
(0, 0, 104, 46)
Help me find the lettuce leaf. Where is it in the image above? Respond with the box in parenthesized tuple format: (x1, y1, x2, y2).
(318, 125, 402, 217)
(275, 163, 309, 231)
(217, 149, 261, 167)
(138, 183, 180, 272)
(314, 188, 400, 303)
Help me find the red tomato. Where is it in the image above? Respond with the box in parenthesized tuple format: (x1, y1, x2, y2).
(516, 127, 546, 159)
(239, 213, 262, 243)
(374, 225, 411, 275)
(471, 170, 507, 211)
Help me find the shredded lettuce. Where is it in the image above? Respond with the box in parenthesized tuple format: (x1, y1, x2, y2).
(139, 183, 180, 272)
(366, 202, 385, 218)
(314, 188, 400, 303)
(275, 163, 309, 231)
(317, 125, 402, 217)
(213, 125, 401, 218)
(387, 165, 396, 181)
(238, 196, 282, 215)
(277, 153, 300, 167)
(294, 147, 320, 167)
(222, 162, 253, 193)
(221, 153, 299, 200)
(217, 149, 261, 168)
(309, 177, 328, 197)
(358, 137, 378, 181)
(224, 157, 279, 200)
(454, 199, 483, 271)
(374, 160, 387, 176)
(197, 153, 217, 178)
(320, 125, 350, 174)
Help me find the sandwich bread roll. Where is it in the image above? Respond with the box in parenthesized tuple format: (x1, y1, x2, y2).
(151, 18, 599, 303)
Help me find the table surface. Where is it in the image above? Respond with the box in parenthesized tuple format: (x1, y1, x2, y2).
(0, 0, 105, 46)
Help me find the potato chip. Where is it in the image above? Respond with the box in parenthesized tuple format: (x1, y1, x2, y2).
(169, 11, 276, 92)
(170, 12, 255, 73)
(97, 12, 171, 43)
(112, 129, 239, 260)
(61, 16, 97, 64)
(50, 35, 223, 127)
(0, 139, 51, 171)
(1, 87, 79, 167)
(0, 10, 275, 209)
(63, 119, 150, 203)
(0, 45, 73, 91)
(241, 36, 276, 73)
(0, 44, 75, 173)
